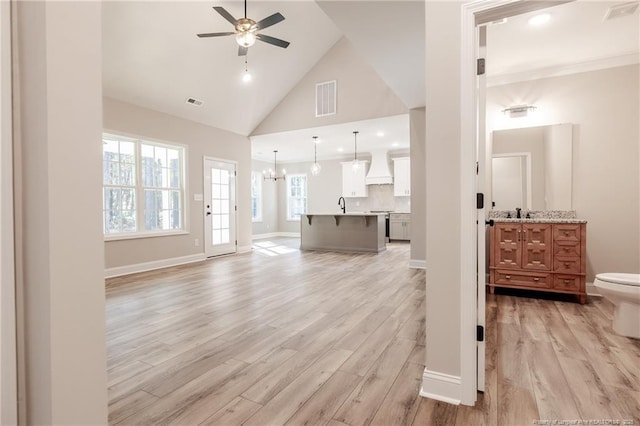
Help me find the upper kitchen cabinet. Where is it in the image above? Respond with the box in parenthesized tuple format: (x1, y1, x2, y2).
(393, 157, 410, 196)
(342, 161, 369, 198)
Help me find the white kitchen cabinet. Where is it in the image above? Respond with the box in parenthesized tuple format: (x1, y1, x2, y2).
(341, 161, 368, 198)
(392, 157, 411, 196)
(389, 213, 411, 240)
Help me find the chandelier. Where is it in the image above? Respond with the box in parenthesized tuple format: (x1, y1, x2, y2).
(263, 150, 286, 181)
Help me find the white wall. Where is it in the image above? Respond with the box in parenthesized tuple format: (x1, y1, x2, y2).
(410, 108, 426, 265)
(103, 97, 252, 268)
(487, 65, 640, 281)
(423, 0, 463, 390)
(14, 2, 108, 423)
(252, 37, 408, 136)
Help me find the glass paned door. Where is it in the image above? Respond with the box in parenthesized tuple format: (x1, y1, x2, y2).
(204, 158, 236, 257)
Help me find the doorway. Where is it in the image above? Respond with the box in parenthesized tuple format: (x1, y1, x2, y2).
(203, 158, 237, 257)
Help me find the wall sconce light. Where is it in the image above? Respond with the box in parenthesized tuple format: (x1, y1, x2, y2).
(502, 105, 536, 118)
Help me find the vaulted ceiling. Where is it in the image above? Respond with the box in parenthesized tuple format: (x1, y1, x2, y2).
(102, 0, 639, 139)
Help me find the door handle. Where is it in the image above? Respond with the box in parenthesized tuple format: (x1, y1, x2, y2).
(485, 219, 494, 227)
(206, 211, 211, 216)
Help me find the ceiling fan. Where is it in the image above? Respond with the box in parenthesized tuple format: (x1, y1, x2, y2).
(197, 0, 290, 56)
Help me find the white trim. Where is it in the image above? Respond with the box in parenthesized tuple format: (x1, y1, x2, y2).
(409, 259, 426, 270)
(105, 253, 206, 278)
(252, 232, 300, 240)
(488, 52, 640, 87)
(420, 369, 462, 405)
(0, 0, 17, 422)
(104, 230, 189, 242)
(238, 245, 252, 254)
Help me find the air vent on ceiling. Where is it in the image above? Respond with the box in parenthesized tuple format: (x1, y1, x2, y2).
(315, 80, 336, 117)
(185, 97, 203, 107)
(604, 1, 638, 20)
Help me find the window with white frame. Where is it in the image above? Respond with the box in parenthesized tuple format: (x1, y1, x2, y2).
(103, 133, 186, 237)
(251, 171, 262, 222)
(286, 174, 307, 221)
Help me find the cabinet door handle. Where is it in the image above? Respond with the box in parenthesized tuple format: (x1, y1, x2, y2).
(563, 247, 570, 252)
(564, 279, 572, 284)
(564, 231, 570, 236)
(564, 262, 571, 267)
(533, 277, 540, 282)
(505, 275, 511, 280)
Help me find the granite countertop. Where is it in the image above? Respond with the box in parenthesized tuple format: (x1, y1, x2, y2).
(488, 210, 586, 224)
(492, 218, 587, 224)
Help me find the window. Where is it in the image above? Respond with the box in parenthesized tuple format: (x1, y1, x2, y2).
(103, 133, 186, 237)
(251, 171, 262, 222)
(286, 174, 307, 221)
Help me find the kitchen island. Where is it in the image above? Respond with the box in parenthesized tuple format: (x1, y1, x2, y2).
(300, 213, 386, 253)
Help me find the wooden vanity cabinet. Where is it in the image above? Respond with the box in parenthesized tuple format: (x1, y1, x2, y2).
(489, 222, 587, 304)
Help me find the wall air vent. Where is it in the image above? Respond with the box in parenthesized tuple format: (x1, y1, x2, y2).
(604, 1, 638, 20)
(185, 97, 203, 107)
(315, 80, 336, 117)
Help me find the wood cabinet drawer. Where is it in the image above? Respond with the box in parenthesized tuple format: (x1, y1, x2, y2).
(494, 270, 551, 289)
(553, 274, 581, 291)
(554, 256, 581, 274)
(553, 224, 582, 242)
(554, 241, 580, 257)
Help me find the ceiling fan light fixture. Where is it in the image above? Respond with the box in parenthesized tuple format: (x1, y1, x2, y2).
(236, 31, 256, 47)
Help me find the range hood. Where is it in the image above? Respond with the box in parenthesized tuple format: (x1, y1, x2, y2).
(365, 150, 393, 185)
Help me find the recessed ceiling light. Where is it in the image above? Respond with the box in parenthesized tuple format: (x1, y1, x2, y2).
(376, 131, 385, 137)
(242, 72, 252, 83)
(337, 147, 344, 152)
(528, 13, 550, 26)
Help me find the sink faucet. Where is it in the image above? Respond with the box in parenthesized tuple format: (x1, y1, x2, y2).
(338, 196, 346, 214)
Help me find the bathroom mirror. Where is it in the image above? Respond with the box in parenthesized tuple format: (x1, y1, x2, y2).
(491, 123, 573, 210)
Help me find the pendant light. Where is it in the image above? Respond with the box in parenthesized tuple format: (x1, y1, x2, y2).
(310, 136, 321, 176)
(263, 150, 286, 181)
(352, 131, 360, 172)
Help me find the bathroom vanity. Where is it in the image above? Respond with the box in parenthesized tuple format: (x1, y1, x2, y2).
(489, 213, 587, 304)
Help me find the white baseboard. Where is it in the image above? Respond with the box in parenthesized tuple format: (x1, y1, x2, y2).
(586, 281, 600, 296)
(238, 245, 252, 254)
(420, 368, 461, 405)
(105, 253, 206, 279)
(409, 259, 427, 269)
(252, 232, 300, 240)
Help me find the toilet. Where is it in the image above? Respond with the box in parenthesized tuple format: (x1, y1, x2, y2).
(594, 273, 640, 339)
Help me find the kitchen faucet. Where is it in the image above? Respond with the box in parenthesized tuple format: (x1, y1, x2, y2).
(338, 196, 346, 214)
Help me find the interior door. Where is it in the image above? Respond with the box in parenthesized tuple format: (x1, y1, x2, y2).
(476, 24, 487, 393)
(204, 158, 237, 257)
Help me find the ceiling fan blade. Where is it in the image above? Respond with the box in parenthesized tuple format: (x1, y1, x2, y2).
(256, 33, 290, 49)
(213, 6, 237, 25)
(238, 45, 248, 56)
(255, 12, 285, 30)
(197, 31, 236, 38)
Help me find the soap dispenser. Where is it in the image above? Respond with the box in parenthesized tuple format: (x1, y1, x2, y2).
(516, 208, 522, 219)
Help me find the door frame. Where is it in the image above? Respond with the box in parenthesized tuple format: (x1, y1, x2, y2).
(460, 0, 573, 406)
(0, 0, 17, 422)
(203, 156, 238, 257)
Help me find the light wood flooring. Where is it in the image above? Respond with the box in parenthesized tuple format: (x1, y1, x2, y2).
(106, 238, 640, 425)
